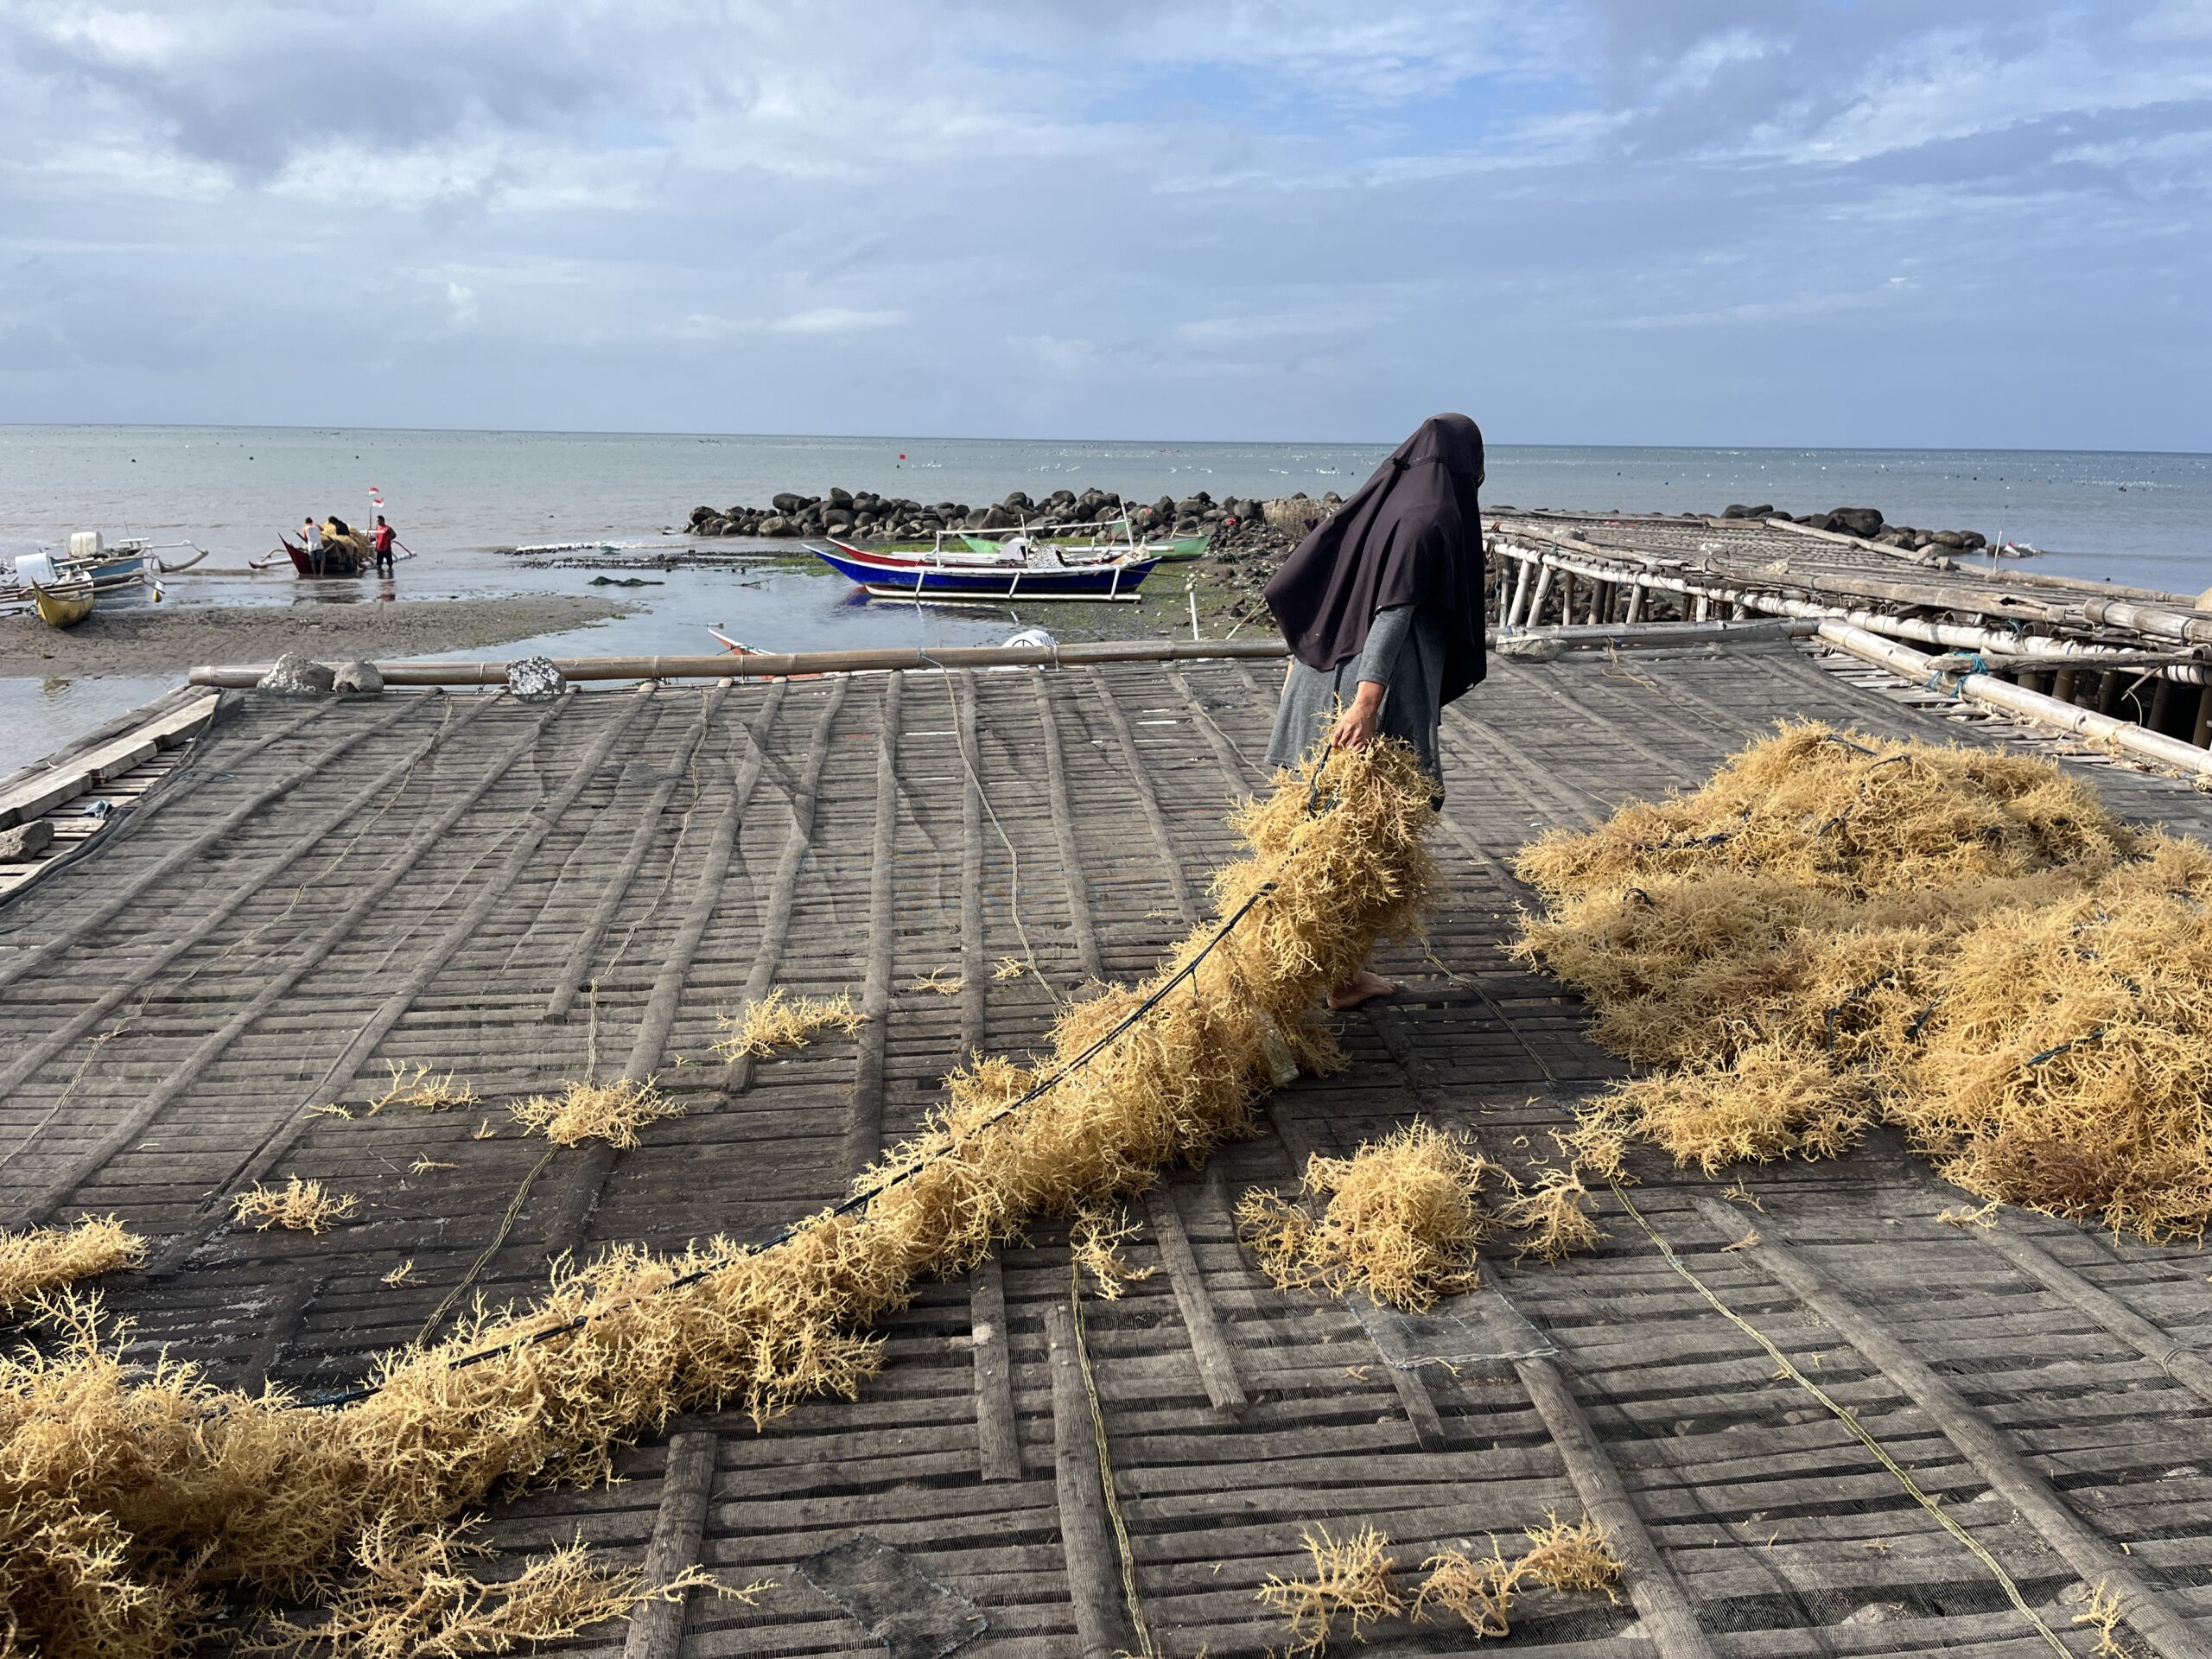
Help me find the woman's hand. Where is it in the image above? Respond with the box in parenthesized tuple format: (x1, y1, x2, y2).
(1329, 681, 1386, 749)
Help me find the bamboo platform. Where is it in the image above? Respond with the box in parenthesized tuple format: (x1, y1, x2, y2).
(8, 643, 2212, 1656)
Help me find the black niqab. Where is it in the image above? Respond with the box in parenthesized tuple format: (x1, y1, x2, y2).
(1262, 413, 1486, 704)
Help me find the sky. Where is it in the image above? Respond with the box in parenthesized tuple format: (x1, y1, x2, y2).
(0, 2, 2207, 448)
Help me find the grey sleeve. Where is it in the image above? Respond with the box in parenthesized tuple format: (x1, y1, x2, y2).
(1353, 604, 1414, 686)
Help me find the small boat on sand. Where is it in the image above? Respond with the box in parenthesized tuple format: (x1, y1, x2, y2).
(30, 577, 95, 629)
(809, 536, 1159, 602)
(3, 533, 181, 613)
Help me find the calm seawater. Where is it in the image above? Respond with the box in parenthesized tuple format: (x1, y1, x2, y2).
(2, 425, 2208, 772)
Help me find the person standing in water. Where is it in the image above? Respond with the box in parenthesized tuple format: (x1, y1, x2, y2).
(1262, 412, 1488, 1008)
(302, 516, 325, 575)
(372, 514, 399, 575)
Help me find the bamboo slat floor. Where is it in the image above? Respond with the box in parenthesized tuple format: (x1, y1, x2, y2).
(6, 644, 2212, 1657)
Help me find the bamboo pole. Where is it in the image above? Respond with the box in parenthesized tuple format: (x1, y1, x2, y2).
(188, 639, 1291, 689)
(1815, 623, 2212, 775)
(1524, 565, 1554, 629)
(2083, 596, 2212, 647)
(1490, 536, 2212, 685)
(1505, 556, 1534, 627)
(188, 618, 1808, 693)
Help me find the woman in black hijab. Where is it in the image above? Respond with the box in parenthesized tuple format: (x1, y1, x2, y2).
(1262, 412, 1487, 1007)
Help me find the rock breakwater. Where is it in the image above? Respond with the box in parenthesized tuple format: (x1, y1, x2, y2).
(1719, 502, 1994, 554)
(686, 483, 1340, 544)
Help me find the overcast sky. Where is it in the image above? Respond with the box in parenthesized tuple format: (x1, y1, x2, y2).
(2, 3, 2206, 448)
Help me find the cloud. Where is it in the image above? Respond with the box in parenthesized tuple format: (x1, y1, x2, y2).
(1173, 308, 1369, 347)
(0, 2, 2203, 448)
(771, 307, 906, 334)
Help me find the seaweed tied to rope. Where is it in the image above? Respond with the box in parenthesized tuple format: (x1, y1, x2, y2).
(0, 737, 1440, 1659)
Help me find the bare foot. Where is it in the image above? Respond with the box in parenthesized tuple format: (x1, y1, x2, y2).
(1327, 969, 1400, 1010)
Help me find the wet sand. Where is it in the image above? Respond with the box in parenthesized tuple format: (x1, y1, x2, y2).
(0, 595, 626, 677)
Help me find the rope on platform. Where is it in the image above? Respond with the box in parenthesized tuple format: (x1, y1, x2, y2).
(923, 657, 1054, 1000)
(1605, 1177, 2072, 1656)
(304, 877, 1283, 1408)
(1071, 1260, 1156, 1656)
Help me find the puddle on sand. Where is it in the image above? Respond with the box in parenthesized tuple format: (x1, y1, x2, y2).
(0, 674, 180, 779)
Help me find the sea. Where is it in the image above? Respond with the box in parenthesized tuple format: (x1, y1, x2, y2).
(3, 424, 2208, 774)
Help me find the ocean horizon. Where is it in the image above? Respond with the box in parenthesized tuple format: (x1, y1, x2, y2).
(4, 423, 2209, 775)
(3, 424, 2208, 594)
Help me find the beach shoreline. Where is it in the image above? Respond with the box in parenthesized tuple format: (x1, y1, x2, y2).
(0, 594, 626, 677)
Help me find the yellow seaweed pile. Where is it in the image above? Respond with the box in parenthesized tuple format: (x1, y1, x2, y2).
(0, 1217, 144, 1313)
(509, 1078, 683, 1149)
(1239, 1122, 1604, 1307)
(1515, 721, 2212, 1242)
(1239, 1123, 1495, 1310)
(714, 988, 865, 1058)
(0, 739, 1438, 1659)
(232, 1179, 359, 1234)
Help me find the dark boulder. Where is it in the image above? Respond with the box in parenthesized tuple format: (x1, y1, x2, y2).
(1820, 507, 1885, 539)
(759, 515, 794, 537)
(827, 486, 853, 507)
(979, 505, 1020, 531)
(772, 492, 805, 513)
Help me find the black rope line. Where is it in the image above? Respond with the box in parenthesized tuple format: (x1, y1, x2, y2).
(2025, 1027, 2104, 1068)
(303, 876, 1285, 1410)
(1823, 971, 1897, 1052)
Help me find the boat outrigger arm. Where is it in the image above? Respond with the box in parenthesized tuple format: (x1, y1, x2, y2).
(142, 542, 212, 575)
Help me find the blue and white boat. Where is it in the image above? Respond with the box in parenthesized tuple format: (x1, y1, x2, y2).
(808, 535, 1159, 602)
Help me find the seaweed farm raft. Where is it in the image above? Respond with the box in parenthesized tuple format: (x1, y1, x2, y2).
(10, 621, 2212, 1657)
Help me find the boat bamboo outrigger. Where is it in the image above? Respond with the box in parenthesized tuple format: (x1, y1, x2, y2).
(2, 531, 191, 615)
(809, 519, 1163, 602)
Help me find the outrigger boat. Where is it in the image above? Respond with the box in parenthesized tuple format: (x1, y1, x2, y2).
(29, 575, 95, 629)
(278, 532, 371, 578)
(871, 522, 1210, 563)
(3, 531, 188, 614)
(808, 524, 1160, 603)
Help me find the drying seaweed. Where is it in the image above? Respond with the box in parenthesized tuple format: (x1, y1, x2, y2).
(1414, 1514, 1622, 1641)
(1517, 722, 2212, 1242)
(1497, 1165, 1603, 1263)
(1260, 1514, 1622, 1652)
(0, 1217, 144, 1313)
(715, 988, 866, 1058)
(367, 1063, 480, 1116)
(260, 1522, 738, 1659)
(1512, 1512, 1623, 1598)
(0, 739, 1438, 1659)
(509, 1079, 682, 1149)
(1070, 1207, 1154, 1299)
(1255, 1524, 1403, 1656)
(1239, 1122, 1493, 1310)
(232, 1179, 359, 1234)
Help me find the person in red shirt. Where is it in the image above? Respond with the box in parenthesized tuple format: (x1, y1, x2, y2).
(372, 514, 404, 575)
